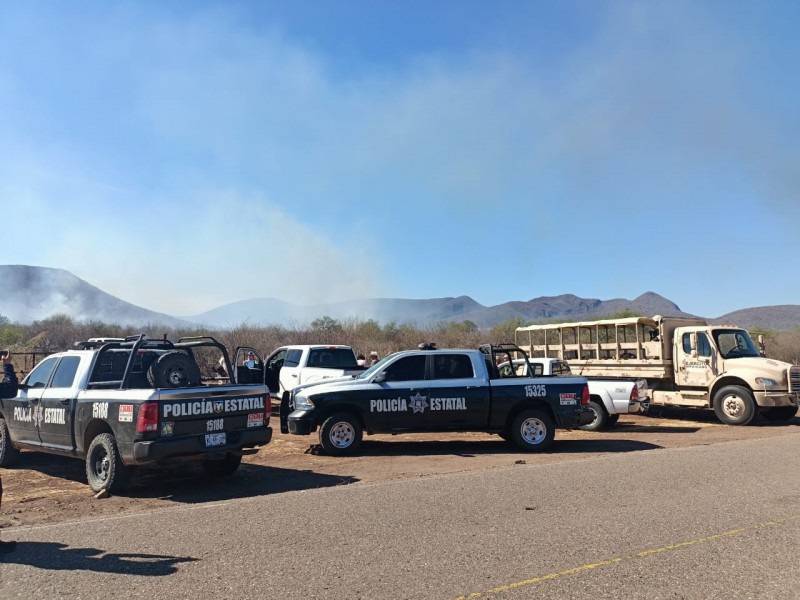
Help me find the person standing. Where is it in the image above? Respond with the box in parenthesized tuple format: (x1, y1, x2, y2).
(0, 350, 19, 554)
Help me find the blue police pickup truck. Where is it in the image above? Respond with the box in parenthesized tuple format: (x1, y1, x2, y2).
(281, 344, 593, 455)
(0, 335, 272, 493)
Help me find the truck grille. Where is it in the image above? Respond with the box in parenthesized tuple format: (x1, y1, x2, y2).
(790, 366, 800, 393)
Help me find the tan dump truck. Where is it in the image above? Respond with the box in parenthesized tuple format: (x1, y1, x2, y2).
(515, 315, 799, 425)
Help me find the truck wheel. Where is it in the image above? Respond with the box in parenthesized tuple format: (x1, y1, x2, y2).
(760, 406, 797, 422)
(203, 453, 242, 477)
(319, 412, 363, 456)
(511, 409, 555, 452)
(147, 352, 201, 388)
(713, 385, 756, 425)
(86, 433, 130, 493)
(0, 417, 20, 467)
(578, 400, 609, 431)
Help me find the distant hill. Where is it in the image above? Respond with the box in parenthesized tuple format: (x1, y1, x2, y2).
(187, 291, 697, 328)
(0, 265, 186, 327)
(4, 265, 800, 331)
(712, 306, 800, 331)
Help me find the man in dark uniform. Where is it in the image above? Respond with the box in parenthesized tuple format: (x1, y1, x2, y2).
(0, 350, 19, 554)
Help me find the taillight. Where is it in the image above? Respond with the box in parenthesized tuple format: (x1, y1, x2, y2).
(630, 385, 639, 401)
(137, 402, 159, 433)
(264, 395, 270, 424)
(581, 385, 590, 406)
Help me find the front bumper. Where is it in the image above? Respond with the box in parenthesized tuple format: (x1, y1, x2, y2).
(128, 427, 273, 465)
(286, 410, 316, 436)
(753, 391, 799, 408)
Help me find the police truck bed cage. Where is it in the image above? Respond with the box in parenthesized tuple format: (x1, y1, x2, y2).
(74, 334, 234, 391)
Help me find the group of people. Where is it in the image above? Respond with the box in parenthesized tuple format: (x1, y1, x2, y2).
(0, 351, 18, 554)
(356, 351, 380, 367)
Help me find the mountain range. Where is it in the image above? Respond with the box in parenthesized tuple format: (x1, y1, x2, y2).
(2, 265, 800, 331)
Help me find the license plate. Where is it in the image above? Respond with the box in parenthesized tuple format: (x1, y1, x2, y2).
(205, 432, 226, 447)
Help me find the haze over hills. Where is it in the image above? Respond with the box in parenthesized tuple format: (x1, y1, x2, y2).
(2, 265, 800, 331)
(0, 265, 188, 327)
(186, 291, 697, 328)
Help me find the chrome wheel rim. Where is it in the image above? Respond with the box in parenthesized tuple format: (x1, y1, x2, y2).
(329, 422, 355, 448)
(520, 417, 547, 445)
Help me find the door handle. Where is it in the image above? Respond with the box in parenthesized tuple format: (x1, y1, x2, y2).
(291, 374, 298, 378)
(58, 398, 71, 405)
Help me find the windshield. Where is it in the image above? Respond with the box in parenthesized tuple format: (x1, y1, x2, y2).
(713, 329, 761, 359)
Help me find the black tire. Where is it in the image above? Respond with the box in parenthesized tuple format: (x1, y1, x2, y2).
(760, 406, 798, 422)
(607, 414, 620, 427)
(203, 453, 242, 477)
(578, 399, 609, 431)
(86, 433, 129, 493)
(0, 417, 20, 467)
(713, 385, 756, 425)
(319, 412, 363, 456)
(510, 408, 555, 452)
(147, 352, 201, 388)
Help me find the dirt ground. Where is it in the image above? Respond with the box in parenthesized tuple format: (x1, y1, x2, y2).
(1, 408, 798, 530)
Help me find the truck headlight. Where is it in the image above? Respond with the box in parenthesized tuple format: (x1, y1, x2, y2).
(294, 394, 315, 410)
(755, 377, 779, 388)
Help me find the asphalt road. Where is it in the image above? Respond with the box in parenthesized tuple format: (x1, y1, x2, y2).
(1, 431, 798, 599)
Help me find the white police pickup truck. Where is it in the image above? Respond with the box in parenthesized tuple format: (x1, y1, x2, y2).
(0, 335, 272, 492)
(498, 357, 646, 431)
(281, 344, 593, 455)
(264, 344, 365, 409)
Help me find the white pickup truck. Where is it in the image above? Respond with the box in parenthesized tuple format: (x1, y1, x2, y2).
(498, 357, 646, 430)
(264, 345, 365, 408)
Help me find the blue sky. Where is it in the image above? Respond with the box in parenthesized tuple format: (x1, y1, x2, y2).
(1, 1, 799, 319)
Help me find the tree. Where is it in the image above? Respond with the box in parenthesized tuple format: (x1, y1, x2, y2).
(310, 316, 342, 334)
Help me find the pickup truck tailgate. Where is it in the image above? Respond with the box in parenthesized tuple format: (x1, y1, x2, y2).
(131, 386, 271, 463)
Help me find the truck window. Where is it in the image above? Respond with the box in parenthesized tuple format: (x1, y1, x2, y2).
(284, 349, 303, 367)
(713, 329, 760, 359)
(432, 354, 474, 380)
(682, 334, 692, 355)
(383, 355, 426, 382)
(50, 356, 81, 388)
(90, 350, 131, 383)
(698, 333, 711, 358)
(553, 361, 572, 375)
(25, 356, 59, 388)
(308, 348, 358, 368)
(682, 333, 712, 358)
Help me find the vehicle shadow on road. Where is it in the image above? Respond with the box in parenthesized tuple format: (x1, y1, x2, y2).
(552, 438, 662, 453)
(7, 454, 359, 501)
(130, 463, 359, 503)
(0, 541, 197, 575)
(335, 437, 662, 457)
(638, 407, 799, 428)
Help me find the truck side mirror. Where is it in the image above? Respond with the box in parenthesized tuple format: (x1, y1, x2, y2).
(689, 333, 698, 358)
(373, 372, 387, 383)
(757, 334, 766, 357)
